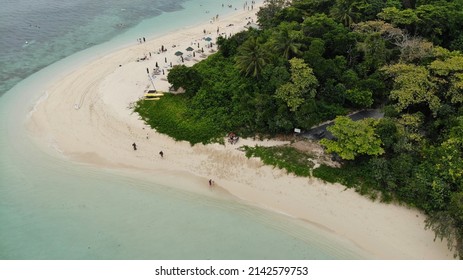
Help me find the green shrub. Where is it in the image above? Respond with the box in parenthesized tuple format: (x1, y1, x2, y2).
(134, 94, 225, 145)
(244, 145, 314, 177)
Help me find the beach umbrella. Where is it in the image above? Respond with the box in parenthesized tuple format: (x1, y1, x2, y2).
(204, 37, 212, 42)
(174, 51, 183, 56)
(186, 46, 194, 52)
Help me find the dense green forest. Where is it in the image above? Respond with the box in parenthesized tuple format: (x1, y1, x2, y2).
(135, 0, 463, 258)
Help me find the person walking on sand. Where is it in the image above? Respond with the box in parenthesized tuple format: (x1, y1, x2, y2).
(159, 151, 164, 158)
(209, 179, 214, 189)
(132, 142, 137, 151)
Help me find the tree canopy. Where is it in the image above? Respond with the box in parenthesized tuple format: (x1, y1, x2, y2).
(321, 116, 384, 160)
(275, 58, 318, 111)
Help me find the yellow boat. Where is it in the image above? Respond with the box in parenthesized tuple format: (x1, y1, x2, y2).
(144, 92, 164, 98)
(144, 90, 164, 100)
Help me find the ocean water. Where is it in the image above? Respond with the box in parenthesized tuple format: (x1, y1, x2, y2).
(0, 0, 369, 259)
(0, 0, 184, 96)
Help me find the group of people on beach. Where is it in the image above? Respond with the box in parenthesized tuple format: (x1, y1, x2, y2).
(132, 142, 216, 189)
(228, 132, 239, 145)
(209, 14, 220, 24)
(132, 3, 260, 77)
(243, 1, 255, 10)
(132, 142, 163, 158)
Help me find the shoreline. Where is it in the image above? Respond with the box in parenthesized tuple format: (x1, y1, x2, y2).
(26, 3, 453, 259)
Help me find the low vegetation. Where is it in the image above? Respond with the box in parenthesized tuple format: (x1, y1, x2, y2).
(243, 145, 315, 177)
(134, 94, 224, 145)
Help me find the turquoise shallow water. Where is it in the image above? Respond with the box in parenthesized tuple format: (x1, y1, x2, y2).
(0, 0, 186, 96)
(0, 0, 369, 259)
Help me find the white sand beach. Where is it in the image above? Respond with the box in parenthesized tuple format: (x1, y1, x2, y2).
(26, 3, 453, 259)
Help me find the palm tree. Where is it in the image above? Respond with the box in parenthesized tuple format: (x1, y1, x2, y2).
(235, 37, 268, 78)
(330, 0, 362, 27)
(272, 29, 303, 60)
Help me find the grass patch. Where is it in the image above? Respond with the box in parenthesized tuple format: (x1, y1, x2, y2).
(134, 94, 225, 145)
(243, 145, 315, 177)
